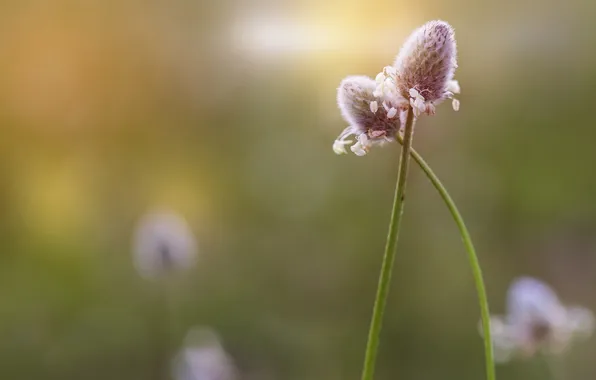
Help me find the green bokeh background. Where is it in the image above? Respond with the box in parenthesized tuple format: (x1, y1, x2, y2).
(1, 0, 596, 379)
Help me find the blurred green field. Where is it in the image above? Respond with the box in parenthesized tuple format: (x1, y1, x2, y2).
(1, 0, 596, 379)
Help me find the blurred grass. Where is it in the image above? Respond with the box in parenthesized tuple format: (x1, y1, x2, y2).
(1, 0, 596, 379)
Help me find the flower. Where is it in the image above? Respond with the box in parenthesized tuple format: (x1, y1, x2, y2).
(482, 277, 594, 362)
(334, 76, 401, 156)
(172, 327, 237, 380)
(392, 20, 460, 114)
(334, 20, 461, 156)
(132, 210, 197, 279)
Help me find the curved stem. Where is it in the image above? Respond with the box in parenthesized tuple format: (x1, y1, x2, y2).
(361, 108, 416, 380)
(396, 135, 496, 380)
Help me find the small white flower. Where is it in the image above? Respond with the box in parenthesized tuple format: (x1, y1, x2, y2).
(132, 210, 197, 279)
(387, 107, 397, 118)
(172, 327, 237, 380)
(370, 101, 378, 113)
(481, 277, 594, 363)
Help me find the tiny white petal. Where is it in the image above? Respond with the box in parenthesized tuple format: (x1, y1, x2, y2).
(452, 98, 460, 111)
(387, 107, 397, 118)
(409, 88, 419, 98)
(370, 101, 378, 113)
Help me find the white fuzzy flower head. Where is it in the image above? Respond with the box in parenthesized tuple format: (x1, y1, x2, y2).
(482, 277, 594, 362)
(172, 327, 237, 380)
(334, 76, 402, 156)
(393, 20, 461, 115)
(132, 210, 197, 279)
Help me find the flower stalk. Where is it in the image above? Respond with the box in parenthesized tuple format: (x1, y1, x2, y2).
(361, 108, 416, 380)
(334, 20, 495, 380)
(396, 134, 496, 380)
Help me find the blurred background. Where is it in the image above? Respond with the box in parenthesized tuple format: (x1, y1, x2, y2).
(1, 0, 596, 379)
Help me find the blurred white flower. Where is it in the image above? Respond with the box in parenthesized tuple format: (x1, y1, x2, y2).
(132, 210, 197, 279)
(173, 327, 237, 380)
(482, 277, 594, 362)
(334, 20, 461, 156)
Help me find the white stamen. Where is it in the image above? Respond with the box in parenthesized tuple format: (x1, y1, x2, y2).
(370, 101, 378, 113)
(350, 143, 366, 156)
(333, 140, 351, 155)
(426, 103, 436, 115)
(350, 134, 370, 156)
(333, 125, 360, 155)
(447, 80, 461, 94)
(415, 97, 425, 111)
(452, 98, 460, 111)
(383, 66, 397, 77)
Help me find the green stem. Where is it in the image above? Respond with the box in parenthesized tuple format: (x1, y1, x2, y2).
(361, 108, 416, 380)
(396, 135, 496, 380)
(539, 353, 564, 380)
